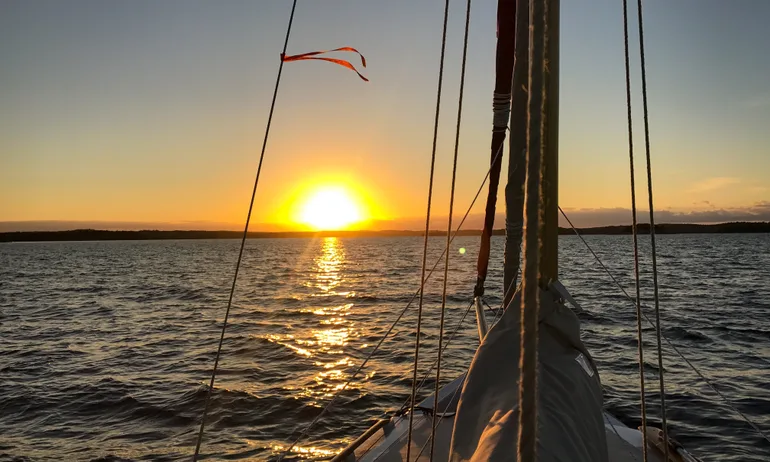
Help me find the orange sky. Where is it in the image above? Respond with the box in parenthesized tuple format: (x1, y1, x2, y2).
(1, 1, 768, 231)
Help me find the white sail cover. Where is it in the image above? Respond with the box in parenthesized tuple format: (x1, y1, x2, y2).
(449, 288, 608, 461)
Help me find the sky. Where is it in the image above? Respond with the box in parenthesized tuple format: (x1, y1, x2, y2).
(1, 0, 768, 231)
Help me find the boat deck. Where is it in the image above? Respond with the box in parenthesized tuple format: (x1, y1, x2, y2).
(351, 414, 662, 461)
(342, 375, 685, 462)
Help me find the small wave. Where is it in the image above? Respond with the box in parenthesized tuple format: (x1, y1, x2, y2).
(4, 235, 770, 461)
(89, 457, 135, 462)
(666, 325, 712, 343)
(59, 285, 111, 294)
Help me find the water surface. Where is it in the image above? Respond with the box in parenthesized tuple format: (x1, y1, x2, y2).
(1, 234, 769, 461)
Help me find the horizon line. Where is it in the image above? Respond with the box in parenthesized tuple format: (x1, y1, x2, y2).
(2, 221, 769, 243)
(3, 219, 770, 233)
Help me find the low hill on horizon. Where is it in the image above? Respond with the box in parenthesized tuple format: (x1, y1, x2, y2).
(1, 222, 768, 242)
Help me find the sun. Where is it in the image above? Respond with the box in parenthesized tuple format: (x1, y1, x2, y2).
(298, 187, 364, 230)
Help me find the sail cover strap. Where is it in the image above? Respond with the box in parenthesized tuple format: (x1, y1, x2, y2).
(493, 92, 512, 130)
(282, 47, 368, 81)
(474, 0, 517, 297)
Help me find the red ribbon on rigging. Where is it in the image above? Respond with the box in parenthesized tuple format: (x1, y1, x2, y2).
(281, 46, 368, 82)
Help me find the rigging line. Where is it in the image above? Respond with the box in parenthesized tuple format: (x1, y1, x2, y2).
(481, 299, 500, 317)
(191, 1, 298, 459)
(399, 245, 521, 419)
(360, 302, 474, 462)
(416, 277, 538, 462)
(558, 206, 770, 444)
(410, 249, 525, 462)
(474, 265, 640, 462)
(431, 0, 473, 459)
(621, 0, 649, 459)
(407, 0, 452, 458)
(415, 279, 523, 462)
(635, 0, 668, 458)
(489, 271, 523, 330)
(401, 137, 508, 414)
(416, 381, 464, 461)
(398, 300, 474, 415)
(279, 131, 508, 460)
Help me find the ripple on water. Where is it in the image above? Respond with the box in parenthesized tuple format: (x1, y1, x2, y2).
(1, 234, 769, 461)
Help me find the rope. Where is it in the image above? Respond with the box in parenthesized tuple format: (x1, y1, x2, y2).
(481, 299, 501, 318)
(621, 0, 649, 459)
(192, 1, 298, 459)
(360, 302, 473, 462)
(396, 301, 474, 416)
(394, 134, 510, 428)
(634, 0, 669, 458)
(559, 206, 770, 445)
(414, 286, 520, 462)
(430, 0, 473, 459)
(397, 245, 522, 462)
(279, 128, 507, 460)
(413, 276, 523, 462)
(349, 301, 474, 462)
(407, 0, 451, 457)
(517, 0, 548, 459)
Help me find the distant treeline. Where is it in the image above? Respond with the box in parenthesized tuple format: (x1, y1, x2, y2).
(563, 222, 770, 235)
(1, 222, 768, 243)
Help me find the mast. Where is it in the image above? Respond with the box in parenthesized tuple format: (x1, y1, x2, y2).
(476, 0, 557, 308)
(452, 2, 609, 460)
(539, 0, 559, 286)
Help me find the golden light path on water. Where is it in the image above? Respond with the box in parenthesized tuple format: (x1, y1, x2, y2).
(305, 237, 354, 398)
(236, 235, 480, 459)
(257, 237, 364, 459)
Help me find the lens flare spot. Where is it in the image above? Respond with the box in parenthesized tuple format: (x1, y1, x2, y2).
(459, 247, 466, 255)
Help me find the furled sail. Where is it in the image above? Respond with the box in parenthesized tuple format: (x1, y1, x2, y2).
(450, 1, 608, 460)
(473, 0, 517, 298)
(502, 0, 530, 307)
(449, 288, 608, 461)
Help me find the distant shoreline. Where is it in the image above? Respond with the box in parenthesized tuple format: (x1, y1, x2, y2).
(1, 222, 768, 242)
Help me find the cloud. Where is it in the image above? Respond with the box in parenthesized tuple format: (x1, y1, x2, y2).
(557, 202, 770, 227)
(687, 177, 740, 194)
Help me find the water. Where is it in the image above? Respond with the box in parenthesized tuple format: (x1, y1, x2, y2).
(1, 234, 769, 461)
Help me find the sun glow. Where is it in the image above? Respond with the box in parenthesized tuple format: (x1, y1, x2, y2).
(297, 187, 365, 230)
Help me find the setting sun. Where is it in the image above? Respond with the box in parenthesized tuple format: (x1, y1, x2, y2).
(298, 187, 365, 230)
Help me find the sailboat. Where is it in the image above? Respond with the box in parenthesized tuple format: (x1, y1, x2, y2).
(314, 0, 700, 460)
(278, 0, 699, 460)
(191, 0, 763, 461)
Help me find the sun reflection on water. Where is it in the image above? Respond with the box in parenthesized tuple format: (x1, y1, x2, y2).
(311, 237, 345, 295)
(282, 237, 363, 405)
(262, 333, 313, 357)
(271, 444, 337, 460)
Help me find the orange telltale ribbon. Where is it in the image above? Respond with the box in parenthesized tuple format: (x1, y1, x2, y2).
(281, 47, 368, 82)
